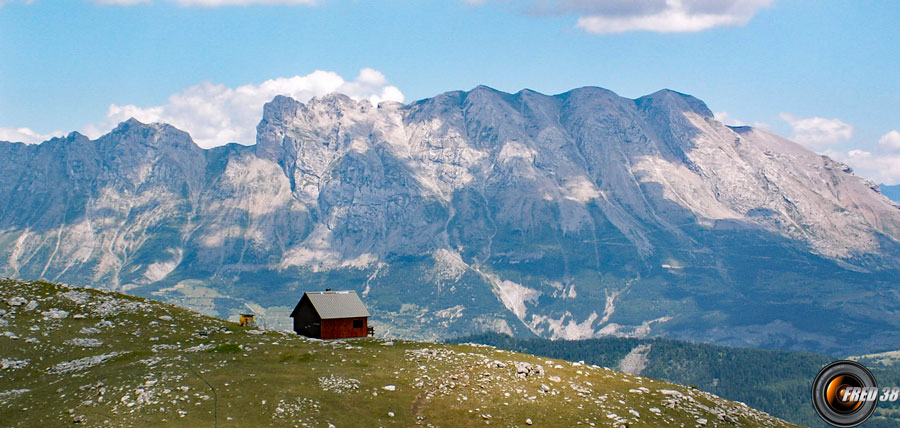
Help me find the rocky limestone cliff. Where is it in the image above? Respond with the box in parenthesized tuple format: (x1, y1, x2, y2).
(2, 86, 899, 354)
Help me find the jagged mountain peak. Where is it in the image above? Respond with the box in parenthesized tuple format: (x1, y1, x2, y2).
(259, 92, 376, 125)
(40, 131, 90, 150)
(268, 93, 300, 107)
(19, 130, 92, 150)
(556, 85, 623, 99)
(103, 117, 197, 148)
(115, 116, 150, 130)
(64, 130, 91, 141)
(468, 83, 502, 93)
(635, 88, 714, 118)
(310, 92, 358, 107)
(255, 86, 709, 138)
(513, 87, 542, 96)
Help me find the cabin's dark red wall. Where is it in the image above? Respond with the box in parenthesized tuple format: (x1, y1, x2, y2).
(320, 317, 368, 339)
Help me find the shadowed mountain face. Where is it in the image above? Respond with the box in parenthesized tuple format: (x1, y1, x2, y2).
(882, 184, 900, 203)
(2, 86, 900, 354)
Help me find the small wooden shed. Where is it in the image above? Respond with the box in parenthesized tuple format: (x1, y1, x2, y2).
(290, 290, 371, 339)
(239, 314, 256, 327)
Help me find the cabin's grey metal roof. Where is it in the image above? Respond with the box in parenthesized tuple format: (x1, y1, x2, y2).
(303, 291, 370, 319)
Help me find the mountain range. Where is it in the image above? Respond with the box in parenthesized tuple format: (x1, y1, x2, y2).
(2, 86, 900, 355)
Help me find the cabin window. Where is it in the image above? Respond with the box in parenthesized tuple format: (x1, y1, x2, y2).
(353, 319, 363, 328)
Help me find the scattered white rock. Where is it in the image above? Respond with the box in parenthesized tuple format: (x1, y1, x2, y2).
(7, 297, 27, 306)
(95, 320, 115, 329)
(41, 308, 69, 319)
(317, 374, 360, 393)
(48, 352, 126, 374)
(134, 387, 154, 405)
(0, 389, 30, 404)
(0, 359, 29, 370)
(65, 338, 103, 348)
(185, 344, 213, 352)
(60, 291, 91, 304)
(382, 385, 396, 391)
(514, 362, 544, 377)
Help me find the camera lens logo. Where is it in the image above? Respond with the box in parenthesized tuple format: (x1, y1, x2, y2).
(812, 360, 879, 427)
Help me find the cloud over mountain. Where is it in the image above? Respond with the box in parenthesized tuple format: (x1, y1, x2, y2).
(0, 126, 64, 144)
(779, 113, 854, 150)
(825, 130, 900, 185)
(83, 68, 403, 148)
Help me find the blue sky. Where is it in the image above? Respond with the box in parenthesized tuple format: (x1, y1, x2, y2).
(1, 0, 898, 182)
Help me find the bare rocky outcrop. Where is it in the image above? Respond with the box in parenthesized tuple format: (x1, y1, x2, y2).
(619, 344, 652, 375)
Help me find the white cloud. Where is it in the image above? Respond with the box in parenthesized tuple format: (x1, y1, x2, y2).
(0, 127, 64, 144)
(523, 0, 773, 34)
(779, 113, 853, 150)
(92, 0, 315, 5)
(822, 130, 900, 185)
(714, 111, 746, 126)
(877, 130, 900, 152)
(825, 149, 900, 186)
(83, 68, 404, 148)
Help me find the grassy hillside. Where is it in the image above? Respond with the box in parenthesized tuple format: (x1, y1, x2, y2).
(450, 334, 900, 428)
(0, 279, 799, 427)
